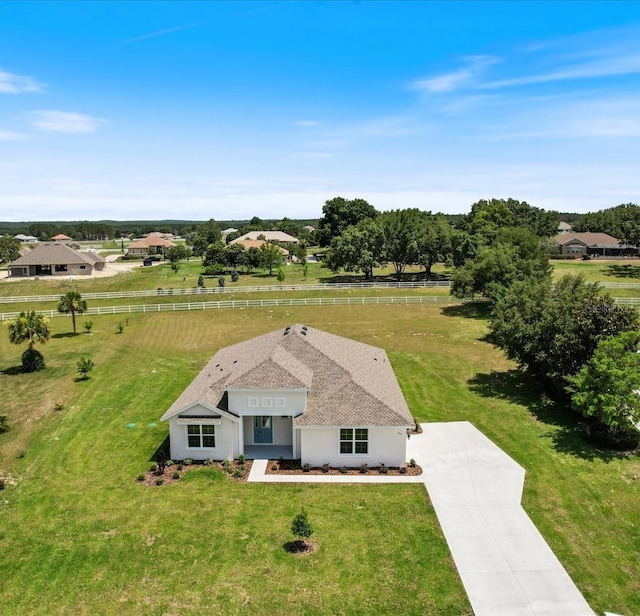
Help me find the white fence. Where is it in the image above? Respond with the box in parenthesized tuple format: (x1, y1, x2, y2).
(0, 294, 484, 321)
(0, 280, 452, 305)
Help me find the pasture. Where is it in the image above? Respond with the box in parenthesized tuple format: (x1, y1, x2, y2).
(0, 274, 639, 615)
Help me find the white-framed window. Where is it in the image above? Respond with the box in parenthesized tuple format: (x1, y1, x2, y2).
(248, 397, 259, 408)
(339, 428, 368, 455)
(279, 416, 290, 421)
(275, 397, 286, 408)
(187, 424, 216, 448)
(261, 397, 273, 408)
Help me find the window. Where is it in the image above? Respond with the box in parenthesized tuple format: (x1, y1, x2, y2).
(248, 397, 259, 408)
(187, 424, 216, 448)
(54, 264, 68, 272)
(339, 428, 368, 455)
(261, 397, 273, 408)
(275, 397, 286, 408)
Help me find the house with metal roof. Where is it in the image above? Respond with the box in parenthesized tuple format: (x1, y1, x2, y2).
(160, 324, 414, 466)
(230, 230, 299, 244)
(7, 242, 106, 277)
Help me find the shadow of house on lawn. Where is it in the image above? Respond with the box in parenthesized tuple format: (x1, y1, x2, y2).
(468, 369, 617, 463)
(605, 263, 640, 279)
(149, 435, 170, 463)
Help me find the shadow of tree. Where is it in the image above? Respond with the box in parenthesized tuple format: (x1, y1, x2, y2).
(322, 271, 451, 284)
(0, 365, 23, 376)
(441, 302, 492, 320)
(468, 370, 616, 463)
(604, 264, 640, 279)
(52, 332, 79, 339)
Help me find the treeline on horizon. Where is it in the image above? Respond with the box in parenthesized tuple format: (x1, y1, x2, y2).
(1, 199, 639, 243)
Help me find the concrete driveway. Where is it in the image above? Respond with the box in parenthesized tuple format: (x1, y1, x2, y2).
(408, 422, 595, 616)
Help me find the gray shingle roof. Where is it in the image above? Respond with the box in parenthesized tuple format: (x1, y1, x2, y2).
(162, 324, 413, 427)
(8, 242, 105, 266)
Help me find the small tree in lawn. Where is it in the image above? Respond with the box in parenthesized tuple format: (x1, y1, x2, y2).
(57, 291, 88, 334)
(277, 267, 285, 283)
(291, 508, 314, 550)
(197, 274, 205, 288)
(76, 357, 94, 380)
(7, 311, 51, 372)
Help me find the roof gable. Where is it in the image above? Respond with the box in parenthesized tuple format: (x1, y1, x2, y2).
(161, 324, 413, 427)
(8, 242, 100, 267)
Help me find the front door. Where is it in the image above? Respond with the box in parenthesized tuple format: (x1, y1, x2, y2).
(253, 416, 273, 444)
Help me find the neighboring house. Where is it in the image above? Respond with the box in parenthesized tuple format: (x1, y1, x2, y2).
(228, 238, 289, 257)
(302, 225, 315, 233)
(7, 242, 106, 277)
(554, 232, 634, 257)
(51, 233, 73, 242)
(221, 227, 238, 238)
(15, 234, 38, 243)
(230, 231, 299, 244)
(557, 221, 573, 234)
(127, 236, 177, 256)
(145, 231, 175, 241)
(161, 324, 414, 466)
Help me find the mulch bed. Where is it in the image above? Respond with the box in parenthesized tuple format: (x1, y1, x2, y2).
(266, 460, 422, 476)
(284, 539, 318, 556)
(138, 459, 253, 486)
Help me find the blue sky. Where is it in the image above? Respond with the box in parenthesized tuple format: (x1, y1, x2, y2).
(1, 1, 640, 221)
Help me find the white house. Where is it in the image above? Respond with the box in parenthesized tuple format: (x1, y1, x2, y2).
(160, 324, 414, 467)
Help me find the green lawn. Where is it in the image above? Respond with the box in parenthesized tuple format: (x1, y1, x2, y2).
(551, 257, 640, 282)
(1, 303, 638, 614)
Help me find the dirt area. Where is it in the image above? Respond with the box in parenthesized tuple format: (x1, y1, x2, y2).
(266, 460, 423, 476)
(138, 459, 252, 486)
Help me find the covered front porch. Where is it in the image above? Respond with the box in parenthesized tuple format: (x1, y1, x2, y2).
(243, 444, 295, 460)
(240, 415, 299, 459)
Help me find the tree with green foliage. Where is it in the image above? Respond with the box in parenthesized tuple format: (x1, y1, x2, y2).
(490, 275, 639, 397)
(291, 508, 314, 545)
(76, 357, 95, 380)
(276, 267, 285, 283)
(415, 213, 452, 279)
(7, 311, 51, 372)
(197, 274, 205, 288)
(241, 246, 262, 273)
(568, 331, 640, 438)
(57, 291, 88, 334)
(224, 243, 246, 269)
(317, 196, 378, 247)
(202, 241, 227, 268)
(380, 209, 419, 280)
(0, 236, 21, 264)
(451, 228, 551, 302)
(166, 244, 191, 264)
(259, 242, 284, 276)
(327, 217, 385, 280)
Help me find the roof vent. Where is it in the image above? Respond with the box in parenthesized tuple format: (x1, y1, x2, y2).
(233, 360, 238, 364)
(301, 330, 307, 336)
(301, 325, 308, 331)
(284, 326, 291, 336)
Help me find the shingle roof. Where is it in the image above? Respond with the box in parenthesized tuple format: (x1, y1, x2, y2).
(8, 242, 105, 266)
(230, 231, 299, 243)
(52, 233, 72, 240)
(228, 239, 289, 254)
(162, 324, 413, 427)
(128, 237, 177, 249)
(555, 232, 622, 248)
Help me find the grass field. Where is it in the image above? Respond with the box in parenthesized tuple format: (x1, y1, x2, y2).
(1, 303, 638, 615)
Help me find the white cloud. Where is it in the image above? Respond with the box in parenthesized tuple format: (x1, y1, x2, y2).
(29, 110, 106, 133)
(0, 129, 28, 141)
(0, 69, 44, 94)
(123, 23, 199, 44)
(411, 55, 500, 93)
(295, 120, 322, 127)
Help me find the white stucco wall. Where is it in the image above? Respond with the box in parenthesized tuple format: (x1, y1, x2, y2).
(167, 404, 238, 461)
(300, 426, 409, 467)
(228, 389, 306, 416)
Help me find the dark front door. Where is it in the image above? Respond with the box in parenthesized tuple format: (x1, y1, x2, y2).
(253, 416, 273, 444)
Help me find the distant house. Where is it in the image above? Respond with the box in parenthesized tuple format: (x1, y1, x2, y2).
(7, 242, 106, 277)
(51, 233, 73, 242)
(554, 232, 634, 257)
(127, 236, 177, 256)
(228, 239, 289, 257)
(145, 231, 175, 241)
(557, 222, 573, 235)
(230, 231, 299, 244)
(221, 228, 238, 238)
(160, 324, 413, 466)
(302, 225, 315, 233)
(15, 234, 38, 243)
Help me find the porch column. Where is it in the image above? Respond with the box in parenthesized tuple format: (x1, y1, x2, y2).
(238, 418, 244, 458)
(292, 427, 297, 459)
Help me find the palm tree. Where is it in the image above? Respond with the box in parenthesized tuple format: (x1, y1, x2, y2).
(57, 291, 88, 334)
(7, 311, 51, 372)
